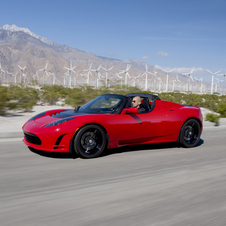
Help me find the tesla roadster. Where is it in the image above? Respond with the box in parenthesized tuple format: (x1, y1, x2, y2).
(23, 93, 203, 158)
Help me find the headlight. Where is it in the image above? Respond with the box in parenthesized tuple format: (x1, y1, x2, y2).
(29, 112, 46, 121)
(45, 117, 75, 127)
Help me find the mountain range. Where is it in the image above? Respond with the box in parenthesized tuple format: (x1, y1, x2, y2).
(0, 24, 192, 87)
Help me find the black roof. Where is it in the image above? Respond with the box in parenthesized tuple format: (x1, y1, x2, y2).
(126, 93, 161, 100)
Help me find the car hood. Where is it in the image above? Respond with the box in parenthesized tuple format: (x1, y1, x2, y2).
(33, 110, 90, 125)
(50, 110, 90, 118)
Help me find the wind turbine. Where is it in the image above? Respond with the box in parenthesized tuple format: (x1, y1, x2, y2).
(194, 77, 201, 93)
(157, 77, 163, 91)
(91, 65, 102, 89)
(32, 70, 39, 84)
(216, 73, 226, 95)
(173, 74, 182, 91)
(80, 73, 86, 86)
(102, 66, 114, 87)
(73, 74, 79, 87)
(119, 64, 131, 86)
(12, 73, 17, 84)
(6, 71, 11, 85)
(152, 68, 158, 93)
(39, 62, 48, 85)
(0, 63, 5, 84)
(206, 69, 221, 94)
(64, 71, 69, 86)
(18, 65, 26, 83)
(116, 73, 123, 88)
(182, 67, 195, 93)
(48, 72, 55, 85)
(83, 63, 93, 86)
(215, 77, 224, 93)
(134, 74, 141, 87)
(140, 64, 153, 91)
(64, 61, 76, 88)
(159, 67, 176, 92)
(23, 73, 27, 84)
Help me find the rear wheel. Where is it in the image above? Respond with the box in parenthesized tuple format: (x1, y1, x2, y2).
(180, 119, 201, 148)
(74, 125, 107, 158)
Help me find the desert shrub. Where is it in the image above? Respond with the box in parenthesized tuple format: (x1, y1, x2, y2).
(0, 86, 9, 115)
(205, 113, 219, 124)
(40, 87, 60, 105)
(217, 102, 226, 118)
(64, 87, 87, 107)
(9, 85, 39, 112)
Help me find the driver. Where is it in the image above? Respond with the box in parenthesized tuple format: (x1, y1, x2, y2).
(132, 96, 146, 113)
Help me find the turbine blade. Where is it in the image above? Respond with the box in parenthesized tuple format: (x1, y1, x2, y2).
(206, 69, 213, 74)
(190, 67, 195, 74)
(169, 68, 176, 73)
(214, 70, 221, 74)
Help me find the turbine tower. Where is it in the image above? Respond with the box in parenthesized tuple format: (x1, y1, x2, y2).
(23, 73, 27, 84)
(6, 71, 11, 85)
(18, 65, 26, 83)
(215, 77, 224, 94)
(80, 73, 86, 86)
(217, 73, 226, 95)
(73, 74, 79, 87)
(119, 64, 131, 86)
(64, 71, 69, 86)
(134, 74, 140, 87)
(64, 61, 76, 88)
(173, 74, 182, 91)
(32, 71, 39, 84)
(102, 66, 114, 87)
(12, 73, 17, 84)
(151, 68, 158, 93)
(83, 63, 93, 86)
(116, 73, 123, 88)
(182, 67, 195, 93)
(140, 64, 153, 91)
(159, 67, 175, 92)
(206, 69, 221, 94)
(39, 62, 48, 85)
(91, 65, 102, 89)
(48, 72, 55, 85)
(0, 63, 5, 84)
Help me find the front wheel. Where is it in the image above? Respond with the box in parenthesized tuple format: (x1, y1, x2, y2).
(74, 125, 107, 158)
(180, 119, 201, 148)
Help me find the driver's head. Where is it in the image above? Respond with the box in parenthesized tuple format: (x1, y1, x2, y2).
(132, 96, 142, 108)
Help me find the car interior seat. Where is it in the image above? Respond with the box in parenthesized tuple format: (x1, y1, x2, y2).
(125, 97, 132, 108)
(142, 98, 150, 112)
(149, 99, 155, 111)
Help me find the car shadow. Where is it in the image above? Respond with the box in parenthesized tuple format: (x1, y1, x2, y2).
(28, 147, 78, 159)
(28, 139, 204, 159)
(102, 138, 204, 157)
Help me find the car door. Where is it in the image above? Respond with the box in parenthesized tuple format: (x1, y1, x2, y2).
(117, 101, 166, 145)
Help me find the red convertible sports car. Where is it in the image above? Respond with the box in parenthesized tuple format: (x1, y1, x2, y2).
(23, 93, 203, 158)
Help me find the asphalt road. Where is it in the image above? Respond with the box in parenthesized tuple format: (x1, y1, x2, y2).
(1, 127, 226, 226)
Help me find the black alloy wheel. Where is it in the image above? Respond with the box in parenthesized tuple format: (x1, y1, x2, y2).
(180, 119, 201, 148)
(74, 125, 107, 158)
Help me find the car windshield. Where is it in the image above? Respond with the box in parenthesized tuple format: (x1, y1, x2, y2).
(78, 95, 125, 114)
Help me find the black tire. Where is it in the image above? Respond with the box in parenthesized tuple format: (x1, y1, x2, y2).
(74, 125, 107, 158)
(180, 119, 201, 148)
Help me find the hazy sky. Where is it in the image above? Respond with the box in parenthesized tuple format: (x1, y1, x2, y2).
(1, 0, 226, 78)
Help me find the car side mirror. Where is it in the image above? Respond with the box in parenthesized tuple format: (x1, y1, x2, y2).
(121, 107, 138, 114)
